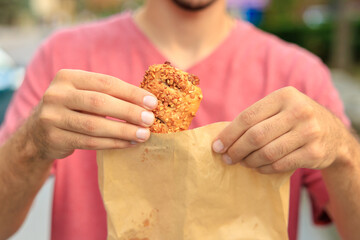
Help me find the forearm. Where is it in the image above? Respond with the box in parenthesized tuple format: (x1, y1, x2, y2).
(0, 117, 53, 240)
(322, 129, 360, 240)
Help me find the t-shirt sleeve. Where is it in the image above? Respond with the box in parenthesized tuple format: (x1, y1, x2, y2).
(0, 39, 55, 143)
(289, 52, 351, 225)
(0, 37, 56, 172)
(290, 53, 350, 127)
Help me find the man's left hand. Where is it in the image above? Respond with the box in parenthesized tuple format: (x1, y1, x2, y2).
(212, 87, 347, 174)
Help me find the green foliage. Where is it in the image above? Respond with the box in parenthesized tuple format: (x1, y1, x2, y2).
(260, 18, 360, 65)
(260, 22, 334, 63)
(262, 0, 299, 26)
(353, 19, 360, 63)
(0, 0, 28, 25)
(77, 0, 144, 17)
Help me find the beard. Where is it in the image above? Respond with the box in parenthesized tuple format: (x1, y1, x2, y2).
(171, 0, 218, 11)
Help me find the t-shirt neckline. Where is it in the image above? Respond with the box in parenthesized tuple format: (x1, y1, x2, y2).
(126, 12, 242, 72)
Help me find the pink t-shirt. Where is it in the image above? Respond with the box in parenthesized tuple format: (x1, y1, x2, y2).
(0, 13, 350, 240)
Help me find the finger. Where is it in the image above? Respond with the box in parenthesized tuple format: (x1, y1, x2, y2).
(51, 127, 136, 151)
(54, 108, 151, 142)
(63, 89, 154, 127)
(256, 144, 322, 174)
(212, 91, 284, 153)
(57, 69, 158, 110)
(242, 129, 306, 168)
(223, 111, 294, 164)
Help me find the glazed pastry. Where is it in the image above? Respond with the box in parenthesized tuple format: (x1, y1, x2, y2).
(140, 62, 203, 133)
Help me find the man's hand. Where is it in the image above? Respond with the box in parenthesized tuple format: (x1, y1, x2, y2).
(29, 69, 158, 161)
(212, 86, 348, 174)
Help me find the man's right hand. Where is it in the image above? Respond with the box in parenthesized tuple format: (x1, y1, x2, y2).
(29, 69, 158, 161)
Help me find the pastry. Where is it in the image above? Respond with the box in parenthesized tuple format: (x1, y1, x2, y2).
(140, 62, 203, 133)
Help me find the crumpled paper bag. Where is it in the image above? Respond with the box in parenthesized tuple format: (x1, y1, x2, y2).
(97, 122, 292, 240)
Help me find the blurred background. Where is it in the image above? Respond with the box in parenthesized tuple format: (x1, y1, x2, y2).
(0, 0, 359, 239)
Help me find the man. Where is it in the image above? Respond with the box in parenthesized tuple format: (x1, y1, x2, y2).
(0, 0, 359, 239)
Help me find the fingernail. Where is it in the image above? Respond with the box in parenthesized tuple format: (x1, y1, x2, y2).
(141, 111, 155, 126)
(143, 96, 158, 109)
(136, 128, 150, 140)
(130, 141, 137, 145)
(212, 139, 224, 153)
(223, 154, 232, 165)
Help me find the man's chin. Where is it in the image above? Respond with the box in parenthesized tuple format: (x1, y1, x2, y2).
(171, 0, 218, 12)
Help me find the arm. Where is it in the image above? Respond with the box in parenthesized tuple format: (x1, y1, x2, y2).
(0, 114, 52, 240)
(212, 87, 360, 239)
(322, 129, 360, 240)
(0, 69, 158, 239)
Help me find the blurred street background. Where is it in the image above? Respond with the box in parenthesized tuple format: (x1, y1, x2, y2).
(0, 0, 359, 240)
(1, 0, 359, 131)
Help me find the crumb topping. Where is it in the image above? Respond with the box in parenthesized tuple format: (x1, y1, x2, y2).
(140, 62, 203, 133)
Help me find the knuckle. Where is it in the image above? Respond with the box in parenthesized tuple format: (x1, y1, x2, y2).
(290, 104, 313, 120)
(97, 76, 113, 91)
(307, 120, 322, 138)
(257, 167, 268, 174)
(64, 115, 98, 134)
(283, 86, 297, 95)
(47, 129, 65, 147)
(278, 86, 297, 100)
(89, 94, 105, 109)
(307, 144, 324, 160)
(42, 92, 52, 104)
(237, 109, 257, 126)
(55, 69, 70, 81)
(47, 130, 58, 144)
(38, 107, 53, 124)
(272, 161, 286, 172)
(82, 119, 96, 133)
(82, 137, 98, 149)
(300, 105, 314, 119)
(64, 115, 75, 130)
(67, 135, 80, 149)
(287, 161, 300, 171)
(248, 128, 266, 147)
(43, 89, 59, 104)
(312, 160, 323, 169)
(72, 92, 85, 107)
(301, 105, 314, 119)
(262, 146, 279, 163)
(291, 160, 301, 170)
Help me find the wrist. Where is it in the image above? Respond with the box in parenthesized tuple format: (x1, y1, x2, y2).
(326, 127, 360, 173)
(0, 126, 52, 190)
(6, 116, 54, 168)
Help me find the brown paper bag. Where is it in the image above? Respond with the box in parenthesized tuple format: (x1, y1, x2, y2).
(97, 122, 292, 240)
